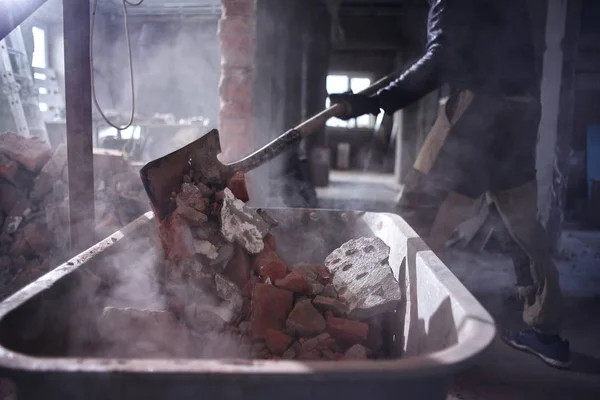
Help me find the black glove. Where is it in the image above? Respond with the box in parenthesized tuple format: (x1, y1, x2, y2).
(329, 91, 381, 120)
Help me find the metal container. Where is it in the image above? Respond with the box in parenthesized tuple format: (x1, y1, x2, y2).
(0, 209, 495, 400)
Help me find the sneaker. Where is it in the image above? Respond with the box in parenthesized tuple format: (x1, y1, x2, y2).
(502, 329, 572, 369)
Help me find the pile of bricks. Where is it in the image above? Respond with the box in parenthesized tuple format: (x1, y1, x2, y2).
(0, 132, 148, 299)
(99, 171, 403, 361)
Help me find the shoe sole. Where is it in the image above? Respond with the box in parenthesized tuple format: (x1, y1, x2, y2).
(502, 336, 572, 369)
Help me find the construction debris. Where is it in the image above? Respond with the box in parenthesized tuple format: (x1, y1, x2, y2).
(95, 166, 401, 362)
(325, 237, 402, 319)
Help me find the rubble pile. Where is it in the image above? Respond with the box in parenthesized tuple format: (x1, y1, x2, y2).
(99, 170, 403, 361)
(0, 132, 148, 299)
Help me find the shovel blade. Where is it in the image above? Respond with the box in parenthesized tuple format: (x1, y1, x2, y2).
(140, 129, 224, 219)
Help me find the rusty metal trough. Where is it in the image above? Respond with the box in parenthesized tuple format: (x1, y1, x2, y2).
(0, 209, 495, 400)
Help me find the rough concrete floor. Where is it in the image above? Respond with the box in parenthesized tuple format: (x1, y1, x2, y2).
(317, 171, 600, 400)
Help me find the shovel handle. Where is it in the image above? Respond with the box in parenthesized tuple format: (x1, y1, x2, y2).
(228, 72, 397, 174)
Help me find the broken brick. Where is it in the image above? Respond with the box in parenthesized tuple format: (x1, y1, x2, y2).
(291, 263, 319, 282)
(286, 299, 326, 337)
(227, 171, 249, 202)
(0, 133, 52, 172)
(253, 249, 280, 273)
(275, 271, 310, 293)
(326, 314, 369, 346)
(313, 296, 348, 317)
(242, 275, 257, 298)
(249, 283, 293, 338)
(259, 259, 287, 282)
(263, 233, 276, 251)
(264, 329, 293, 356)
(225, 244, 252, 290)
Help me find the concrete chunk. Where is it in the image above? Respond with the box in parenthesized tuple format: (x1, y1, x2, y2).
(220, 188, 270, 254)
(325, 237, 402, 319)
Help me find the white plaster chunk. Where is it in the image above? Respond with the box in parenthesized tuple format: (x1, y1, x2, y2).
(325, 237, 402, 319)
(220, 188, 270, 254)
(193, 240, 218, 259)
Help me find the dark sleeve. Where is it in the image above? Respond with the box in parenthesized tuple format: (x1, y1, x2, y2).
(376, 0, 468, 114)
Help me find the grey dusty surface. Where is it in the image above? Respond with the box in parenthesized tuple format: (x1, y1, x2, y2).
(325, 237, 402, 319)
(316, 171, 600, 400)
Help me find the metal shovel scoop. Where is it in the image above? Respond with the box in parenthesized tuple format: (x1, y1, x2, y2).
(140, 74, 396, 219)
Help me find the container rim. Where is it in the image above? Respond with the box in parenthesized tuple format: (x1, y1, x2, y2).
(0, 210, 496, 378)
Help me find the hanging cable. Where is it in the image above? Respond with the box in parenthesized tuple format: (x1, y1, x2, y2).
(90, 0, 145, 130)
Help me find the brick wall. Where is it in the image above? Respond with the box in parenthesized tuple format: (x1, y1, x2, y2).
(218, 0, 256, 163)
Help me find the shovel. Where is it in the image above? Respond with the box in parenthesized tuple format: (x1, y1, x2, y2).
(140, 73, 396, 219)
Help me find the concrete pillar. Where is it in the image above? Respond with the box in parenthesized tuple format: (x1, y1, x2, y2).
(536, 0, 567, 226)
(537, 0, 581, 249)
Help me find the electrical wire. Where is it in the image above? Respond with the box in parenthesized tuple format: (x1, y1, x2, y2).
(90, 0, 145, 130)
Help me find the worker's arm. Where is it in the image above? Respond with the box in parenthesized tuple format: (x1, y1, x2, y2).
(330, 0, 469, 119)
(376, 0, 469, 114)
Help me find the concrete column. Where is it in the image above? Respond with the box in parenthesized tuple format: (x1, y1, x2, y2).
(537, 0, 581, 249)
(536, 0, 567, 226)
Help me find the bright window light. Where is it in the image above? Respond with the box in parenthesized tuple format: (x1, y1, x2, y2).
(350, 77, 371, 93)
(39, 102, 48, 112)
(31, 26, 47, 69)
(34, 72, 46, 80)
(325, 74, 374, 128)
(38, 87, 48, 94)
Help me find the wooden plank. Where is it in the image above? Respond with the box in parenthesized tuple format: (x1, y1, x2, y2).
(63, 0, 95, 252)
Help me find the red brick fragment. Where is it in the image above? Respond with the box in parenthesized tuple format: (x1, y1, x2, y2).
(259, 260, 287, 282)
(326, 314, 369, 346)
(264, 329, 293, 356)
(253, 249, 280, 273)
(227, 171, 249, 202)
(225, 244, 252, 290)
(249, 283, 293, 339)
(0, 133, 52, 172)
(263, 234, 276, 251)
(274, 271, 310, 293)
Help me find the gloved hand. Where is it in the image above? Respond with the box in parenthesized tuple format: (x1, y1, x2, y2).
(329, 91, 381, 120)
